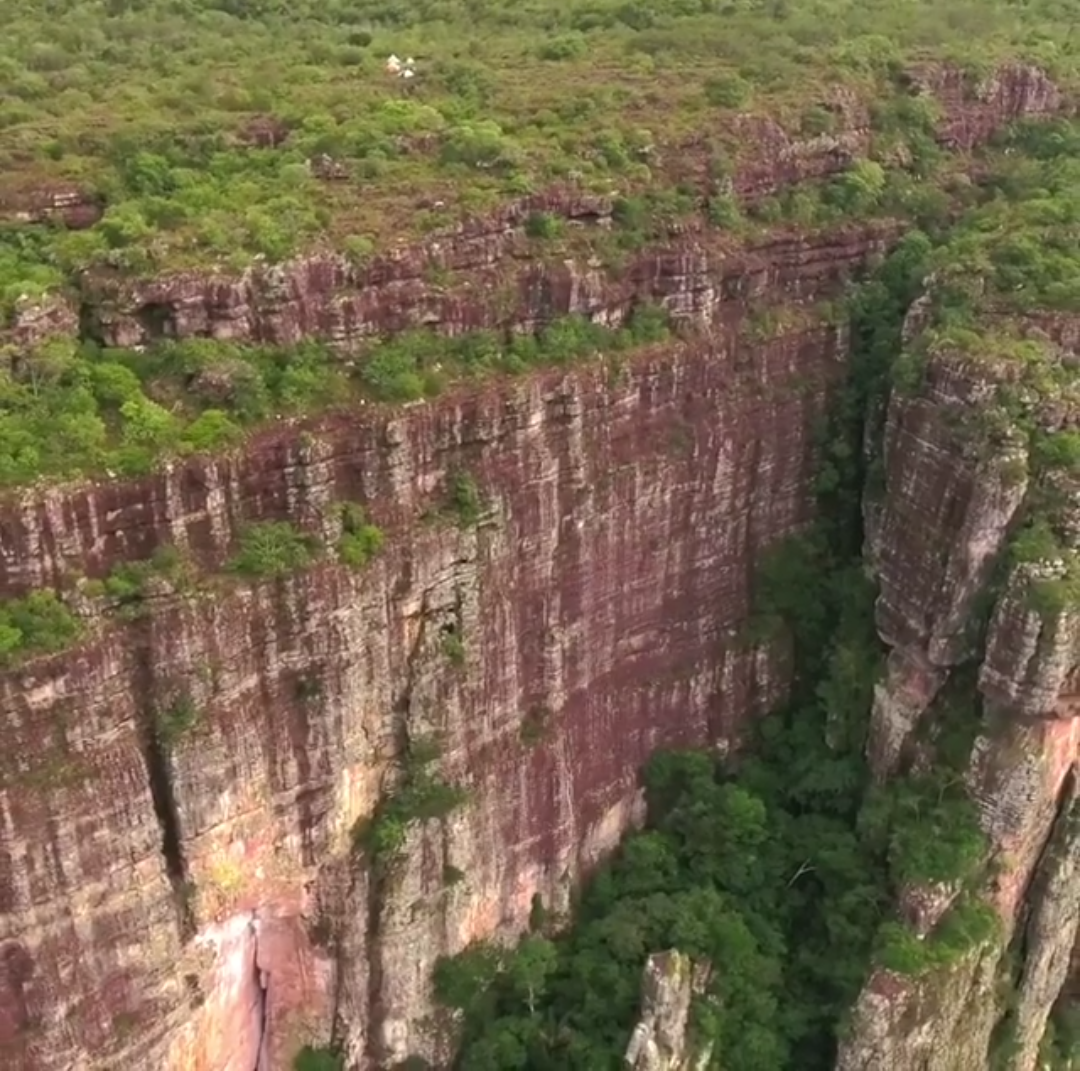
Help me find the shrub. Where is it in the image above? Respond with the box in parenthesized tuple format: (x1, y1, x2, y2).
(519, 705, 551, 746)
(359, 343, 428, 403)
(612, 195, 649, 232)
(99, 544, 188, 617)
(524, 211, 563, 239)
(357, 735, 470, 869)
(876, 896, 1000, 975)
(229, 521, 320, 577)
(155, 692, 200, 747)
(361, 774, 470, 866)
(703, 74, 751, 108)
(441, 122, 520, 171)
(343, 234, 375, 265)
(537, 34, 588, 61)
(870, 776, 987, 886)
(829, 158, 888, 212)
(294, 1045, 343, 1071)
(337, 502, 385, 569)
(0, 590, 82, 663)
(181, 409, 244, 453)
(446, 471, 484, 528)
(1032, 430, 1080, 474)
(800, 105, 838, 136)
(441, 631, 466, 666)
(626, 302, 671, 344)
(1009, 518, 1063, 565)
(890, 348, 928, 394)
(706, 194, 742, 228)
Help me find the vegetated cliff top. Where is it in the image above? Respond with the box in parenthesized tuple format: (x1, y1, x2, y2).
(905, 117, 1080, 385)
(0, 0, 1076, 283)
(0, 102, 1078, 493)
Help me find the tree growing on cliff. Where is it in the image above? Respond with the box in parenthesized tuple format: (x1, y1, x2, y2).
(0, 590, 82, 664)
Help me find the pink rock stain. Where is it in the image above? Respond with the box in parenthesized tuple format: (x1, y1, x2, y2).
(992, 717, 1079, 920)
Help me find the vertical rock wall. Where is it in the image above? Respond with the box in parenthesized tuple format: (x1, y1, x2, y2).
(840, 317, 1080, 1071)
(0, 315, 842, 1069)
(0, 59, 1069, 1071)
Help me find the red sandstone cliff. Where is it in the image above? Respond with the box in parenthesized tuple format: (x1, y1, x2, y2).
(0, 243, 862, 1069)
(839, 306, 1080, 1071)
(0, 62, 1075, 1071)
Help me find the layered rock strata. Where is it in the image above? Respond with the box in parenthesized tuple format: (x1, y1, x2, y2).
(841, 312, 1080, 1070)
(0, 304, 848, 1068)
(0, 59, 1072, 1071)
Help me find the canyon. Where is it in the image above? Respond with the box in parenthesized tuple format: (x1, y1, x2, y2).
(0, 60, 1077, 1071)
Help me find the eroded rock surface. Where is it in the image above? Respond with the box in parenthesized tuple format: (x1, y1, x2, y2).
(842, 307, 1080, 1070)
(624, 950, 713, 1071)
(0, 312, 839, 1068)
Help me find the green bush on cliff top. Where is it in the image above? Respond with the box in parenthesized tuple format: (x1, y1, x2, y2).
(0, 304, 669, 489)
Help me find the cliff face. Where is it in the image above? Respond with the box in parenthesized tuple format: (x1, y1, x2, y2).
(0, 260, 856, 1068)
(839, 303, 1080, 1070)
(0, 62, 1075, 1071)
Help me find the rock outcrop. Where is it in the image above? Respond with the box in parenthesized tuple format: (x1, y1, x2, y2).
(0, 283, 849, 1068)
(840, 301, 1080, 1070)
(1007, 780, 1080, 1070)
(0, 185, 103, 230)
(624, 951, 713, 1071)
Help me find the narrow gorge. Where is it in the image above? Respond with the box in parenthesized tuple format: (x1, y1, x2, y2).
(1, 8, 1078, 1070)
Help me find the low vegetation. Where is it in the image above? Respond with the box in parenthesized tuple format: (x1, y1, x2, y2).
(3, 0, 1076, 280)
(441, 631, 467, 667)
(154, 691, 201, 747)
(228, 520, 321, 577)
(336, 502, 385, 569)
(1040, 1001, 1080, 1070)
(85, 543, 192, 617)
(444, 471, 484, 529)
(0, 589, 82, 664)
(887, 120, 1080, 624)
(355, 734, 470, 870)
(0, 306, 670, 490)
(293, 1045, 344, 1071)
